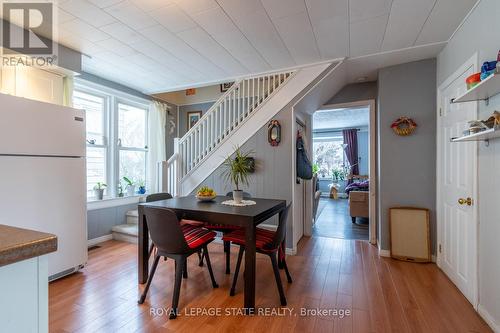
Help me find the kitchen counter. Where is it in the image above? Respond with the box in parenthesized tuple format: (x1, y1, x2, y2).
(0, 224, 57, 267)
(0, 225, 57, 333)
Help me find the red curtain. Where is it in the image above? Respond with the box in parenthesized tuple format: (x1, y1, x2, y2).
(343, 129, 359, 182)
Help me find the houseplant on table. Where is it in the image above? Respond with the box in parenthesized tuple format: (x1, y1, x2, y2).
(222, 146, 253, 204)
(93, 182, 107, 200)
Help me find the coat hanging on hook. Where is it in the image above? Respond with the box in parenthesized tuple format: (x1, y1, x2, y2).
(296, 135, 312, 180)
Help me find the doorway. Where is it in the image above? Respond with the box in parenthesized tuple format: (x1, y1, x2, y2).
(437, 54, 478, 307)
(311, 100, 376, 243)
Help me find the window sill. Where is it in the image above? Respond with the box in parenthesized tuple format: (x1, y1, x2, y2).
(87, 195, 146, 211)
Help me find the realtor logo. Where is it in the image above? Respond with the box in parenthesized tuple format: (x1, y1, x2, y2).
(2, 2, 53, 55)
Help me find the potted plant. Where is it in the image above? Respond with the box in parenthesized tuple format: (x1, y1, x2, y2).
(117, 182, 124, 197)
(222, 146, 253, 204)
(93, 182, 107, 200)
(137, 180, 146, 195)
(123, 176, 136, 196)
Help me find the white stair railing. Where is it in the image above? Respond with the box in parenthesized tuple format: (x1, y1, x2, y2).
(164, 70, 296, 196)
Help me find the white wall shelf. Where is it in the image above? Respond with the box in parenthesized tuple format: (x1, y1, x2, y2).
(451, 126, 500, 146)
(452, 71, 500, 104)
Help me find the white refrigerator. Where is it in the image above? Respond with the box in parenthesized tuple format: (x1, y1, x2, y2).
(0, 93, 87, 280)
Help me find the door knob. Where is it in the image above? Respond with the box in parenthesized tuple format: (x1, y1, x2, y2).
(458, 197, 473, 206)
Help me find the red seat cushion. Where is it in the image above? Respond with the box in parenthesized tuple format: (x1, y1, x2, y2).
(180, 219, 205, 227)
(204, 223, 241, 231)
(222, 228, 277, 252)
(181, 225, 216, 249)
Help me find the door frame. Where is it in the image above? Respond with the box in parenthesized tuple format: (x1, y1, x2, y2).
(311, 99, 377, 245)
(436, 53, 479, 308)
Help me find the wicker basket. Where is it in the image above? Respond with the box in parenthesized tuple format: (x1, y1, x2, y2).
(391, 117, 417, 136)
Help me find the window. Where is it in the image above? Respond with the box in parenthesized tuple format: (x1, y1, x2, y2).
(117, 102, 148, 188)
(313, 137, 345, 179)
(74, 81, 149, 200)
(73, 90, 108, 197)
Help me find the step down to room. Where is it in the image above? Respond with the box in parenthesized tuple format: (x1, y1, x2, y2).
(111, 209, 139, 243)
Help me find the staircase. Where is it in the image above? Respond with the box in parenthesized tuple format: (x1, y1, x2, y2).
(162, 64, 331, 196)
(111, 210, 139, 243)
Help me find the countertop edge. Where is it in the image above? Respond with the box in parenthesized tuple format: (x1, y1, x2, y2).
(0, 225, 58, 267)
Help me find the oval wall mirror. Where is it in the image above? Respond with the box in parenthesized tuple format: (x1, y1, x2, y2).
(268, 120, 281, 146)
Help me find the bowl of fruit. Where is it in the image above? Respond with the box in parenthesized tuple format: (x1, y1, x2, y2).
(195, 186, 217, 202)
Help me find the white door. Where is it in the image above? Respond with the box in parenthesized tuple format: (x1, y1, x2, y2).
(437, 60, 478, 306)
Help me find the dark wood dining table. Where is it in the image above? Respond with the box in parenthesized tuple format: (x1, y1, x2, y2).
(138, 195, 286, 311)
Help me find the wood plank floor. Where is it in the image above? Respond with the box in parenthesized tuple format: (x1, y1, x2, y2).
(49, 237, 491, 333)
(313, 198, 369, 240)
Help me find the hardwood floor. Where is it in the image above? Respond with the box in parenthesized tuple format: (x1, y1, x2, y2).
(314, 198, 369, 240)
(49, 237, 491, 333)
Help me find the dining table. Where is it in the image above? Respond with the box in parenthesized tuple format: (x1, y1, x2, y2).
(138, 195, 287, 312)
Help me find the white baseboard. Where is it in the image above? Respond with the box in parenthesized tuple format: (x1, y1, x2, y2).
(478, 304, 500, 333)
(88, 234, 113, 247)
(378, 249, 391, 257)
(113, 233, 138, 244)
(259, 223, 277, 231)
(378, 248, 437, 262)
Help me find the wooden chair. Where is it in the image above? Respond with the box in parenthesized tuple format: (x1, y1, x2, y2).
(138, 207, 218, 319)
(222, 203, 292, 306)
(200, 192, 252, 274)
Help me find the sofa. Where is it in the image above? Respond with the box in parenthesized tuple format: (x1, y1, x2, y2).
(349, 191, 369, 223)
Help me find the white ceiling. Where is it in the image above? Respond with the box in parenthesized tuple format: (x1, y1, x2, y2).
(313, 107, 369, 130)
(50, 0, 478, 93)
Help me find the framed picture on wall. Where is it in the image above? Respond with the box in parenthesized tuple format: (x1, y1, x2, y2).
(187, 111, 202, 130)
(220, 82, 233, 92)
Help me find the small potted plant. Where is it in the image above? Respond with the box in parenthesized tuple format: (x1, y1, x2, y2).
(93, 182, 107, 200)
(123, 176, 136, 196)
(117, 182, 124, 197)
(137, 180, 146, 195)
(222, 146, 253, 204)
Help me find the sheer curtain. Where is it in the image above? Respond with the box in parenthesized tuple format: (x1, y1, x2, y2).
(147, 100, 168, 193)
(63, 76, 74, 107)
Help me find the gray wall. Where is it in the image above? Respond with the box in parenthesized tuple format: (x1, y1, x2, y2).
(191, 106, 295, 248)
(178, 102, 215, 137)
(437, 0, 500, 326)
(326, 82, 378, 105)
(87, 203, 138, 240)
(377, 59, 437, 252)
(79, 72, 152, 100)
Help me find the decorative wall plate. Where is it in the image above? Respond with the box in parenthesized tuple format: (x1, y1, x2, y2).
(391, 117, 417, 136)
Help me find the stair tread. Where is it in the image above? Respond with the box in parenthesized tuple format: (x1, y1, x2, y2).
(111, 224, 138, 236)
(126, 210, 138, 217)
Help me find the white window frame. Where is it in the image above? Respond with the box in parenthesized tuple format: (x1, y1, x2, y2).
(74, 78, 150, 202)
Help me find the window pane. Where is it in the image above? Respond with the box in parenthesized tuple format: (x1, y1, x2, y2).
(119, 150, 146, 187)
(87, 147, 107, 197)
(73, 90, 106, 145)
(118, 103, 146, 148)
(313, 139, 345, 178)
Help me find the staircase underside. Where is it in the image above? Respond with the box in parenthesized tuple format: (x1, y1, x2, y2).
(179, 63, 333, 196)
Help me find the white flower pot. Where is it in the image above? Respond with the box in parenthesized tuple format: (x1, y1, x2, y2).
(233, 190, 243, 204)
(94, 189, 104, 200)
(127, 185, 136, 196)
